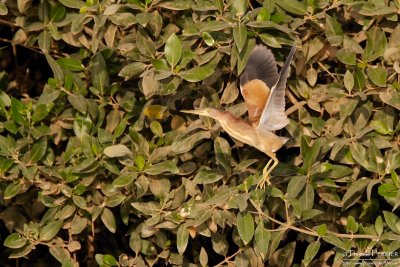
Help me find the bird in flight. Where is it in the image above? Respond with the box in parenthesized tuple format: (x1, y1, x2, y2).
(183, 45, 296, 188)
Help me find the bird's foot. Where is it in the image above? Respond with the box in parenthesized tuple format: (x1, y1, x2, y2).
(256, 174, 271, 189)
(256, 158, 278, 189)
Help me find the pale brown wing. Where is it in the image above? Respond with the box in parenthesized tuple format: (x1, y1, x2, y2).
(257, 46, 296, 131)
(240, 45, 279, 125)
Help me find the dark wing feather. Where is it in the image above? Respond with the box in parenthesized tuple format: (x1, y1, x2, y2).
(239, 45, 279, 89)
(257, 46, 296, 131)
(240, 45, 279, 125)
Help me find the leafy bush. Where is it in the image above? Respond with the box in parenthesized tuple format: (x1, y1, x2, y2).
(0, 0, 399, 266)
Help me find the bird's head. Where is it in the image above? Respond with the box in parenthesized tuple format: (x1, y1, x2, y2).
(181, 107, 223, 119)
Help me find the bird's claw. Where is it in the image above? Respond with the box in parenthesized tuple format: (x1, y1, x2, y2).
(256, 173, 271, 189)
(256, 158, 277, 189)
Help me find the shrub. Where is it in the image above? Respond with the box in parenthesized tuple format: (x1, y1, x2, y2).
(0, 0, 399, 266)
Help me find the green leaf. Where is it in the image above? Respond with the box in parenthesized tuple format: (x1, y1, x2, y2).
(177, 224, 189, 254)
(316, 224, 327, 236)
(73, 113, 92, 141)
(59, 0, 85, 9)
(202, 32, 215, 46)
(103, 144, 132, 158)
(378, 183, 398, 198)
(346, 215, 359, 233)
(375, 216, 383, 236)
(90, 53, 109, 95)
(214, 137, 232, 173)
(137, 29, 156, 58)
(45, 54, 64, 83)
(38, 90, 61, 105)
(383, 211, 400, 234)
(32, 104, 49, 122)
(259, 33, 282, 48)
(303, 241, 320, 266)
(232, 0, 247, 14)
(110, 12, 136, 26)
(40, 220, 63, 241)
(11, 98, 27, 125)
(38, 30, 51, 53)
(0, 158, 14, 175)
(287, 176, 307, 199)
(193, 167, 223, 184)
(343, 70, 354, 93)
(119, 62, 147, 80)
(366, 66, 387, 87)
(257, 7, 270, 21)
(301, 138, 320, 171)
(254, 222, 270, 260)
(4, 233, 26, 249)
(211, 233, 229, 256)
(350, 143, 372, 171)
(233, 25, 247, 52)
(144, 160, 179, 175)
(354, 68, 365, 90)
(0, 3, 8, 15)
(179, 65, 214, 82)
(50, 4, 66, 21)
(198, 21, 231, 32)
(135, 156, 146, 171)
(4, 182, 21, 200)
(101, 208, 116, 233)
(342, 178, 370, 208)
(364, 27, 387, 62)
(165, 33, 182, 69)
(276, 0, 307, 15)
(379, 88, 400, 110)
(57, 58, 84, 71)
(68, 94, 87, 114)
(112, 173, 136, 187)
(103, 254, 118, 266)
(322, 233, 347, 250)
(299, 183, 314, 210)
(158, 0, 191, 10)
(150, 121, 163, 137)
(336, 48, 356, 65)
(30, 138, 48, 162)
(325, 14, 343, 46)
(237, 212, 254, 245)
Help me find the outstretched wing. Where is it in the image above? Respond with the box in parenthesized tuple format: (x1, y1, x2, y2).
(240, 45, 279, 125)
(256, 46, 296, 131)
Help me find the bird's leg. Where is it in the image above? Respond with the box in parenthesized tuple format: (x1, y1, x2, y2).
(262, 159, 273, 176)
(257, 155, 278, 189)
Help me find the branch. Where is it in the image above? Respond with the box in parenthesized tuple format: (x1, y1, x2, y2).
(250, 199, 380, 241)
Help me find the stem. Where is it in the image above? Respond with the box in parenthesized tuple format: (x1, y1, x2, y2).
(215, 248, 243, 267)
(250, 199, 380, 241)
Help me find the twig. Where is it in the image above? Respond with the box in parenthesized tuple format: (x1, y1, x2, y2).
(0, 18, 18, 28)
(250, 199, 380, 240)
(317, 61, 338, 82)
(214, 248, 244, 267)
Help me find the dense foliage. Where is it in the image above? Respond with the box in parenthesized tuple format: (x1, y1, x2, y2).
(0, 0, 399, 266)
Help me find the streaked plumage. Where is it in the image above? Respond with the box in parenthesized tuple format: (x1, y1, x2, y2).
(183, 45, 296, 188)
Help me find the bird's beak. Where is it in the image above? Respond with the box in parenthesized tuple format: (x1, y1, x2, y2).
(181, 109, 213, 117)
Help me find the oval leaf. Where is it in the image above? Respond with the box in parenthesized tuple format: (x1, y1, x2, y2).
(237, 212, 254, 245)
(40, 220, 63, 241)
(165, 33, 182, 68)
(177, 224, 189, 255)
(104, 144, 132, 158)
(4, 233, 27, 249)
(179, 65, 214, 82)
(101, 208, 116, 233)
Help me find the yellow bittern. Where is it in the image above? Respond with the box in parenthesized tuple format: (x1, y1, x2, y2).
(183, 45, 296, 188)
